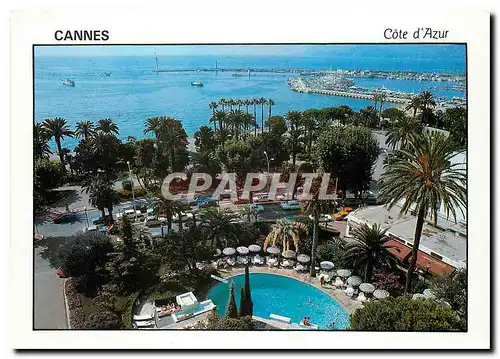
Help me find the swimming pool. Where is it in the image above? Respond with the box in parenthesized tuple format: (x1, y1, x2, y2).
(207, 273, 350, 330)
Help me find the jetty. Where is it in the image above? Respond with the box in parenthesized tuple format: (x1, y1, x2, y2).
(152, 66, 466, 83)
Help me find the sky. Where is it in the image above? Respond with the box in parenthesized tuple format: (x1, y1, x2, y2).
(34, 44, 466, 59)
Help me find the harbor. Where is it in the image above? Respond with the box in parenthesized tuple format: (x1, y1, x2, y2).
(287, 76, 466, 108)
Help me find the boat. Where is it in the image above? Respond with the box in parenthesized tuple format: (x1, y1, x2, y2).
(100, 72, 111, 76)
(191, 81, 203, 87)
(62, 79, 75, 87)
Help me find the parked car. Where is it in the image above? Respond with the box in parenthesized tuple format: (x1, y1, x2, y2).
(309, 214, 333, 222)
(198, 198, 217, 208)
(280, 200, 302, 210)
(82, 225, 98, 233)
(249, 204, 265, 213)
(55, 268, 66, 278)
(52, 212, 79, 224)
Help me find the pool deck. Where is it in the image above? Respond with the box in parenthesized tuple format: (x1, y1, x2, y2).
(218, 266, 364, 314)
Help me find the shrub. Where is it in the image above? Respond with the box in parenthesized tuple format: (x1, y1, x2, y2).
(84, 311, 123, 329)
(65, 278, 86, 329)
(371, 269, 405, 296)
(195, 312, 254, 330)
(350, 296, 463, 331)
(121, 291, 141, 329)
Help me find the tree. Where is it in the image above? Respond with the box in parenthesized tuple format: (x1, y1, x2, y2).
(350, 296, 462, 331)
(315, 126, 379, 199)
(267, 98, 275, 120)
(34, 123, 51, 160)
(358, 106, 379, 128)
(144, 116, 163, 139)
(57, 231, 114, 278)
(155, 116, 189, 172)
(225, 280, 238, 318)
(371, 269, 404, 296)
(418, 91, 436, 124)
(82, 173, 120, 222)
(200, 208, 240, 248)
(302, 175, 333, 277)
(90, 132, 122, 174)
(93, 283, 124, 315)
(208, 102, 219, 131)
(405, 96, 422, 118)
(243, 265, 253, 316)
(430, 269, 467, 321)
(443, 107, 467, 150)
(285, 111, 304, 166)
(84, 311, 123, 329)
(263, 219, 307, 253)
(378, 132, 466, 293)
(238, 286, 247, 318)
(316, 238, 346, 264)
(96, 118, 119, 136)
(42, 117, 74, 173)
(385, 116, 422, 150)
(75, 120, 96, 140)
(381, 108, 406, 122)
(259, 97, 267, 133)
(341, 224, 396, 282)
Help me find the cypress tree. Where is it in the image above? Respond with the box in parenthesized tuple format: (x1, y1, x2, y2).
(238, 286, 247, 317)
(225, 280, 238, 318)
(244, 265, 253, 316)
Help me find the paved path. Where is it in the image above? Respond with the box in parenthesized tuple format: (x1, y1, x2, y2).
(34, 246, 67, 329)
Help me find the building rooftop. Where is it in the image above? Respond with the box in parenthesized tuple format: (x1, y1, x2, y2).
(347, 204, 466, 269)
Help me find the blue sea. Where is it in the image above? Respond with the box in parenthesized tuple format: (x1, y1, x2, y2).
(34, 45, 466, 150)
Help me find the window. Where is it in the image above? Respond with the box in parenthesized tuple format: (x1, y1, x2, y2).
(430, 252, 443, 260)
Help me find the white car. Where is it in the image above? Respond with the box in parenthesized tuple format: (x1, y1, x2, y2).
(172, 212, 194, 222)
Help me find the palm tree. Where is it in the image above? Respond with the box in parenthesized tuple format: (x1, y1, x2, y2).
(156, 117, 189, 172)
(377, 93, 387, 118)
(267, 98, 275, 120)
(252, 99, 258, 135)
(378, 132, 466, 293)
(244, 99, 250, 114)
(342, 224, 396, 282)
(241, 204, 257, 222)
(74, 120, 95, 140)
(385, 116, 423, 149)
(144, 117, 163, 139)
(418, 91, 437, 125)
(405, 96, 422, 118)
(200, 207, 240, 248)
(259, 97, 267, 133)
(82, 174, 119, 223)
(34, 123, 51, 159)
(302, 175, 332, 277)
(61, 147, 74, 175)
(96, 118, 119, 136)
(42, 117, 74, 173)
(151, 196, 185, 233)
(209, 102, 218, 132)
(219, 98, 226, 112)
(263, 219, 307, 253)
(285, 111, 303, 166)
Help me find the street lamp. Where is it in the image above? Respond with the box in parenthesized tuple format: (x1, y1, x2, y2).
(126, 161, 137, 222)
(263, 151, 270, 173)
(83, 206, 89, 227)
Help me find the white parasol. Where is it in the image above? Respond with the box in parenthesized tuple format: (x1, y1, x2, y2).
(282, 250, 297, 259)
(336, 269, 352, 278)
(412, 293, 426, 300)
(359, 283, 375, 293)
(297, 254, 311, 263)
(236, 246, 249, 255)
(223, 247, 236, 256)
(248, 244, 261, 253)
(266, 246, 281, 254)
(373, 289, 390, 299)
(346, 276, 362, 287)
(320, 261, 335, 270)
(423, 289, 436, 299)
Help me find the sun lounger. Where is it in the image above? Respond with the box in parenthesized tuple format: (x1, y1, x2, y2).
(357, 292, 367, 302)
(345, 287, 355, 297)
(226, 258, 236, 266)
(252, 256, 261, 265)
(270, 313, 291, 323)
(135, 319, 155, 327)
(133, 313, 154, 321)
(334, 277, 344, 288)
(294, 263, 305, 272)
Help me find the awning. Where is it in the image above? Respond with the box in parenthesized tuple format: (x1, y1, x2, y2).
(385, 239, 456, 276)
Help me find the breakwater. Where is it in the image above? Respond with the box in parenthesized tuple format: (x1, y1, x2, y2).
(152, 67, 466, 83)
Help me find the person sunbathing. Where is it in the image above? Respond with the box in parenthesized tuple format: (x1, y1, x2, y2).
(328, 321, 335, 328)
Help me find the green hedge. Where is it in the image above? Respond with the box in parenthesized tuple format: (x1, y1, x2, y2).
(121, 291, 141, 329)
(116, 188, 149, 200)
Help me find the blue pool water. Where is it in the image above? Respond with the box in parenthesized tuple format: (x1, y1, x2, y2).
(207, 273, 350, 330)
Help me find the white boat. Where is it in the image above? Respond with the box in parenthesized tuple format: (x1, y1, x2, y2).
(191, 81, 203, 87)
(62, 79, 75, 86)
